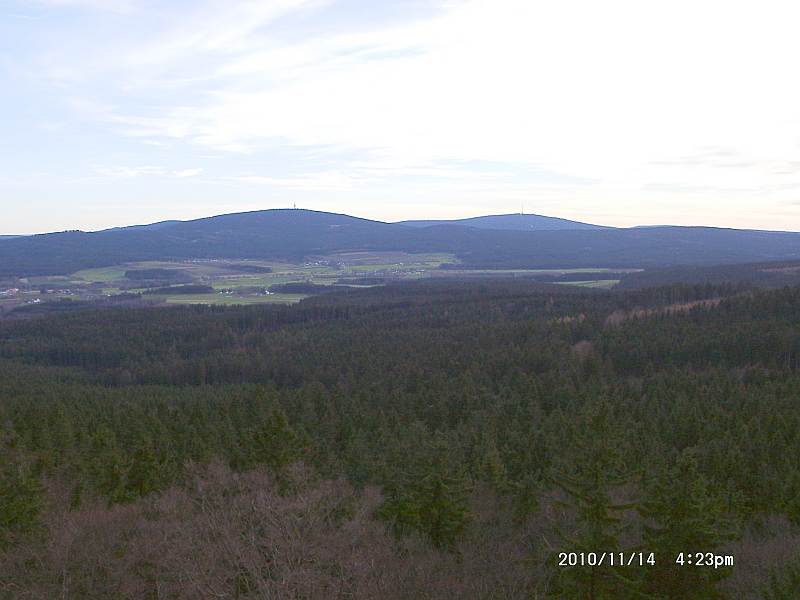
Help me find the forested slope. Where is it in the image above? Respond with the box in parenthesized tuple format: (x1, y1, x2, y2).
(1, 280, 800, 598)
(397, 212, 606, 230)
(3, 208, 800, 276)
(617, 260, 800, 289)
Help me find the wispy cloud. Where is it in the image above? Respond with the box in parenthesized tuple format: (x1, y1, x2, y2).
(93, 165, 202, 179)
(93, 165, 165, 178)
(173, 168, 203, 178)
(5, 0, 800, 231)
(222, 171, 364, 191)
(68, 0, 800, 188)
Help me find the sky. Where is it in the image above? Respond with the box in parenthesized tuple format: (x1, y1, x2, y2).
(2, 0, 800, 233)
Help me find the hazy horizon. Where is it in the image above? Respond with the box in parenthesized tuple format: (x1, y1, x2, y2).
(3, 0, 800, 233)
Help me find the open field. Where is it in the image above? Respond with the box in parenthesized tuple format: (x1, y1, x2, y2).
(72, 266, 129, 282)
(555, 279, 621, 289)
(2, 252, 636, 308)
(160, 293, 308, 305)
(433, 268, 635, 275)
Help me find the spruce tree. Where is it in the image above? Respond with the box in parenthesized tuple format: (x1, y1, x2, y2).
(378, 435, 470, 551)
(548, 400, 638, 599)
(250, 407, 305, 490)
(0, 459, 43, 549)
(637, 449, 736, 599)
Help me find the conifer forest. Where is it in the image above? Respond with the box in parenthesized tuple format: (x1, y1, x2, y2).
(2, 279, 800, 599)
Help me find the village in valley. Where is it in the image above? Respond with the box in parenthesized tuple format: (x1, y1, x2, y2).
(0, 252, 625, 318)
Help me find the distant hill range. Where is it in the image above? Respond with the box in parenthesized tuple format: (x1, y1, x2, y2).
(398, 213, 606, 231)
(1, 209, 800, 277)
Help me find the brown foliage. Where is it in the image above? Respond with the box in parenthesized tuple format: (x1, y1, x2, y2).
(1, 466, 797, 598)
(0, 464, 543, 600)
(604, 297, 724, 327)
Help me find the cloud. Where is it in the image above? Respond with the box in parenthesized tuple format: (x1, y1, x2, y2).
(9, 0, 800, 229)
(173, 168, 203, 178)
(74, 0, 799, 188)
(222, 171, 363, 191)
(94, 165, 165, 178)
(94, 165, 203, 179)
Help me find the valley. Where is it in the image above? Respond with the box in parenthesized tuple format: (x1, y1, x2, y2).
(0, 251, 628, 314)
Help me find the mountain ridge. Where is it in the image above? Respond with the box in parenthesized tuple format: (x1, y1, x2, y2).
(2, 208, 800, 278)
(397, 212, 607, 231)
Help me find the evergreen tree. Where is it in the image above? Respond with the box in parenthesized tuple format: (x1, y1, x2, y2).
(250, 407, 305, 485)
(126, 442, 163, 498)
(637, 449, 736, 599)
(548, 400, 638, 599)
(0, 459, 43, 548)
(378, 436, 470, 551)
